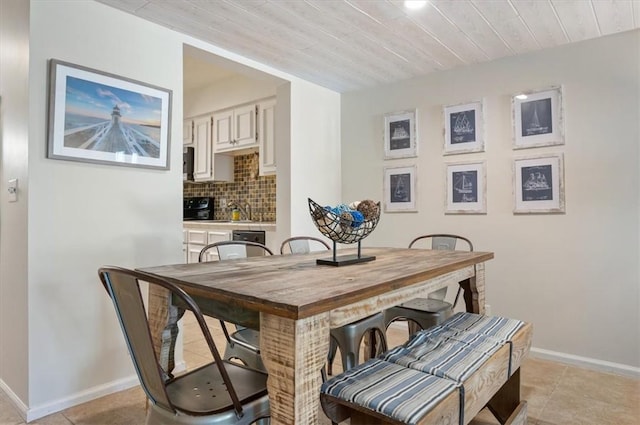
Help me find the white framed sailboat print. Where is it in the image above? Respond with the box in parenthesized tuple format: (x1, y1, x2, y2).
(513, 153, 565, 214)
(512, 86, 564, 149)
(383, 110, 417, 159)
(445, 161, 486, 214)
(383, 164, 417, 212)
(443, 100, 484, 154)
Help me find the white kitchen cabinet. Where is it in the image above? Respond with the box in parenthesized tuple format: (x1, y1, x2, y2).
(258, 98, 276, 176)
(213, 104, 258, 153)
(192, 114, 234, 182)
(183, 118, 193, 146)
(182, 229, 188, 263)
(185, 229, 231, 263)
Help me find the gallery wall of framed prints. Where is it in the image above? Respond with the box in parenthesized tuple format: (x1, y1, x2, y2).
(379, 84, 566, 217)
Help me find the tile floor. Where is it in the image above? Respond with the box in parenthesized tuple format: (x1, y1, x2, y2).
(1, 313, 638, 425)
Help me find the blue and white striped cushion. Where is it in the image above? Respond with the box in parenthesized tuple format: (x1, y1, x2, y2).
(321, 358, 459, 425)
(442, 312, 525, 343)
(381, 330, 503, 383)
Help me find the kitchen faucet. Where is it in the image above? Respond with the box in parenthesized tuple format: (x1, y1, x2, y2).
(227, 201, 251, 221)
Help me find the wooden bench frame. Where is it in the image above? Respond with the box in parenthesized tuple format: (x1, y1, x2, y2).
(322, 322, 533, 425)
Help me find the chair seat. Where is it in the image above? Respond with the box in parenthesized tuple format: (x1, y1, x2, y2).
(328, 311, 388, 374)
(224, 328, 266, 372)
(167, 362, 268, 414)
(399, 297, 452, 312)
(384, 299, 454, 336)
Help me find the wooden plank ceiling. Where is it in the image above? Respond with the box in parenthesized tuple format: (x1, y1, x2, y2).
(98, 0, 639, 92)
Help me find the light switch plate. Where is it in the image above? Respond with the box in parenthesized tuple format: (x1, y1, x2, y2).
(7, 179, 18, 202)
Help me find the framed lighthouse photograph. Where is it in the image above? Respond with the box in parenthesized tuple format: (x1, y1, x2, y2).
(443, 100, 484, 155)
(47, 59, 172, 169)
(512, 86, 564, 149)
(445, 161, 486, 214)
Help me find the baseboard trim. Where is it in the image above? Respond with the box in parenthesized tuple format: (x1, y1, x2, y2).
(25, 375, 140, 422)
(2, 361, 186, 422)
(0, 378, 28, 421)
(530, 347, 640, 378)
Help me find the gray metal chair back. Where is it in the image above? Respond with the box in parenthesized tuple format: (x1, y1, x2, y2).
(409, 234, 473, 303)
(200, 241, 273, 262)
(98, 267, 270, 424)
(198, 241, 272, 373)
(280, 236, 330, 255)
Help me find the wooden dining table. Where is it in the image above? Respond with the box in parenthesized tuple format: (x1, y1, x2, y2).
(140, 246, 493, 425)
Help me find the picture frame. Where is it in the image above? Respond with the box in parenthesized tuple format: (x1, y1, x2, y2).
(383, 110, 417, 159)
(47, 59, 172, 169)
(512, 86, 564, 149)
(513, 153, 565, 214)
(445, 161, 486, 214)
(383, 165, 417, 212)
(443, 100, 484, 154)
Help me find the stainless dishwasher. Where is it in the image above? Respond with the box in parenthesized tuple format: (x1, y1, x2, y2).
(232, 230, 267, 257)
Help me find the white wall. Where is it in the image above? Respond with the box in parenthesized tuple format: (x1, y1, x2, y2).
(342, 30, 640, 372)
(289, 81, 342, 237)
(0, 0, 31, 406)
(1, 0, 342, 420)
(184, 74, 278, 118)
(26, 0, 185, 413)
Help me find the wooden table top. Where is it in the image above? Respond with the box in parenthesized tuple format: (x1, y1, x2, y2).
(139, 247, 493, 321)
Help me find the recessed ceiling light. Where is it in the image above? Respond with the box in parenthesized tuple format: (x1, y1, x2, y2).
(515, 94, 528, 100)
(404, 1, 428, 10)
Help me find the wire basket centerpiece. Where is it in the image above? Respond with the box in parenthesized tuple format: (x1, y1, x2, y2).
(308, 198, 381, 266)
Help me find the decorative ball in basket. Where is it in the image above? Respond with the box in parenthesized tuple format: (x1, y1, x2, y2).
(308, 198, 381, 266)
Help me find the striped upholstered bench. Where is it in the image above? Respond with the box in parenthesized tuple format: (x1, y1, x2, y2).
(321, 312, 532, 425)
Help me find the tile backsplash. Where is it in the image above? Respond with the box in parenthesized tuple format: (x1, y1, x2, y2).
(183, 153, 276, 222)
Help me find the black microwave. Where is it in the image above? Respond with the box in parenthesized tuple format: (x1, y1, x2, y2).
(183, 147, 194, 181)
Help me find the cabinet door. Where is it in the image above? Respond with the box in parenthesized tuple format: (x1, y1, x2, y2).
(213, 109, 234, 151)
(258, 98, 276, 176)
(193, 116, 212, 181)
(183, 119, 193, 146)
(208, 230, 231, 244)
(234, 104, 257, 148)
(187, 245, 206, 263)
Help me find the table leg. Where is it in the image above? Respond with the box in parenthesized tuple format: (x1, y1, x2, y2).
(260, 312, 331, 425)
(460, 262, 485, 314)
(148, 285, 182, 377)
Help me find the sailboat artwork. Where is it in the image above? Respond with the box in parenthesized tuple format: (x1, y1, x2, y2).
(521, 98, 552, 137)
(450, 110, 476, 144)
(390, 173, 411, 203)
(452, 171, 477, 203)
(521, 165, 553, 201)
(389, 119, 411, 150)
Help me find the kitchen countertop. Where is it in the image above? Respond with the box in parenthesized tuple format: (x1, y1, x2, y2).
(183, 220, 276, 231)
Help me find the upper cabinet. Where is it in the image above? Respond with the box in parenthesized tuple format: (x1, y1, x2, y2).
(213, 103, 258, 153)
(192, 114, 233, 182)
(183, 118, 194, 146)
(257, 98, 276, 176)
(185, 96, 276, 181)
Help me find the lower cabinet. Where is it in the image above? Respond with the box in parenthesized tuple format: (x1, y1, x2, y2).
(185, 228, 231, 263)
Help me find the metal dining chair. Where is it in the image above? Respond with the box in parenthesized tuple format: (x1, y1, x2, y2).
(199, 241, 273, 373)
(384, 234, 473, 335)
(279, 236, 330, 254)
(98, 266, 270, 425)
(280, 236, 388, 376)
